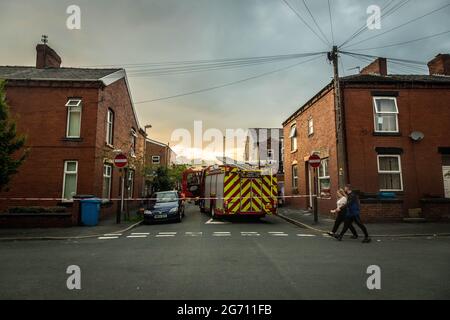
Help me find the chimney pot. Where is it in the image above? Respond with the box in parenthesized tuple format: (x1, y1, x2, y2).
(360, 57, 387, 76)
(36, 44, 62, 69)
(427, 54, 450, 76)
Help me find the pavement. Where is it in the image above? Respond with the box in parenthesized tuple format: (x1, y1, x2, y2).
(0, 215, 142, 240)
(0, 203, 449, 300)
(277, 206, 450, 237)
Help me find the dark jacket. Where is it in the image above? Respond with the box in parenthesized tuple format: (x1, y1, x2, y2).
(346, 191, 360, 218)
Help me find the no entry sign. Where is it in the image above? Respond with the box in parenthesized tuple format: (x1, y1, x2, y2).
(308, 154, 321, 168)
(114, 153, 128, 168)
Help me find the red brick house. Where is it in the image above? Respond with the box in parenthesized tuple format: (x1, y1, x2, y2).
(0, 43, 146, 226)
(283, 54, 450, 222)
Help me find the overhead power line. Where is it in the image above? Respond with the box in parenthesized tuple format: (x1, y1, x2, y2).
(350, 29, 450, 51)
(301, 0, 331, 45)
(339, 0, 411, 48)
(327, 0, 335, 44)
(281, 0, 330, 47)
(133, 54, 325, 104)
(344, 3, 450, 49)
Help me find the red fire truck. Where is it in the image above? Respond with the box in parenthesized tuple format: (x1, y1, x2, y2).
(183, 165, 278, 218)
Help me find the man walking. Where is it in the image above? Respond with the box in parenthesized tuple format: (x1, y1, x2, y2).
(336, 185, 371, 243)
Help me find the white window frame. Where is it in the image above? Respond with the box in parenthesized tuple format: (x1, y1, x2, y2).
(289, 125, 297, 152)
(130, 128, 137, 157)
(103, 164, 112, 200)
(308, 118, 314, 136)
(292, 164, 298, 189)
(318, 158, 331, 197)
(377, 154, 404, 191)
(65, 99, 82, 138)
(373, 97, 399, 133)
(152, 156, 161, 165)
(62, 161, 78, 201)
(106, 109, 114, 146)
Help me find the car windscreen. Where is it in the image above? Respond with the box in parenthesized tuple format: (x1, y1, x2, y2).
(154, 192, 178, 203)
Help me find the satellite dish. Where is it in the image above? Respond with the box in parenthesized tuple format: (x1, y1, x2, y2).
(410, 131, 424, 141)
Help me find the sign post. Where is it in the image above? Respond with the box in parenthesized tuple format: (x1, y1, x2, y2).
(308, 154, 321, 224)
(114, 154, 128, 224)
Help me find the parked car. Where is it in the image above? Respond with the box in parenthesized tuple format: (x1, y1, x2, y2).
(143, 191, 185, 224)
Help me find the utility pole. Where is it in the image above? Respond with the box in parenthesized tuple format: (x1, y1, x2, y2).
(328, 46, 347, 188)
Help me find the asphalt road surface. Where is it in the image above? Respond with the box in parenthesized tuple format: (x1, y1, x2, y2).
(1, 204, 449, 299)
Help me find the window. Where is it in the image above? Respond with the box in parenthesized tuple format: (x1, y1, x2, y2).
(289, 125, 297, 151)
(373, 97, 399, 133)
(62, 161, 78, 200)
(308, 118, 314, 136)
(377, 155, 403, 191)
(130, 128, 137, 157)
(106, 109, 114, 145)
(102, 164, 112, 200)
(127, 170, 135, 198)
(292, 164, 298, 189)
(152, 156, 161, 165)
(318, 158, 331, 198)
(65, 99, 82, 138)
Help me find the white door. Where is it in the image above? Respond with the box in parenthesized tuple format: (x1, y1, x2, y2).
(443, 166, 450, 198)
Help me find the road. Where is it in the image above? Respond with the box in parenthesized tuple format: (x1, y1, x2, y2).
(1, 204, 449, 299)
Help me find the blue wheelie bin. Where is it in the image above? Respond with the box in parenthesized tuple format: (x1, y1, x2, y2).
(80, 198, 102, 226)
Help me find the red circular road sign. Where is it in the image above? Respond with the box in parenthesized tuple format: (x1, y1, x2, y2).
(308, 154, 321, 168)
(114, 154, 128, 168)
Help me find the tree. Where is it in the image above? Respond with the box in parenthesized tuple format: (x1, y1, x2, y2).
(152, 166, 172, 192)
(0, 80, 27, 191)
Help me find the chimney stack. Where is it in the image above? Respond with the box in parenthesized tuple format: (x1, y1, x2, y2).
(36, 44, 62, 69)
(427, 54, 450, 76)
(360, 57, 387, 76)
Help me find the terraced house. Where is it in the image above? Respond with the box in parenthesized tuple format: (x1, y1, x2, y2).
(0, 43, 146, 226)
(283, 54, 450, 222)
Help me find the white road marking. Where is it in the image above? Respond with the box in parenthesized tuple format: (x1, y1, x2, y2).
(296, 234, 316, 237)
(127, 235, 148, 238)
(185, 232, 203, 236)
(269, 232, 288, 236)
(131, 233, 150, 235)
(98, 236, 119, 240)
(156, 234, 175, 237)
(213, 232, 231, 237)
(241, 232, 260, 236)
(205, 218, 230, 225)
(158, 232, 177, 235)
(103, 233, 122, 237)
(268, 232, 285, 234)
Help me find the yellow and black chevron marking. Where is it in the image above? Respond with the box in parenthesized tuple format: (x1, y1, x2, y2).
(261, 175, 278, 213)
(224, 172, 241, 214)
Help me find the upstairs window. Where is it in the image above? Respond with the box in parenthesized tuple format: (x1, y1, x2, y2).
(377, 155, 403, 191)
(130, 129, 137, 157)
(289, 125, 297, 152)
(106, 109, 114, 145)
(308, 118, 314, 136)
(373, 97, 399, 133)
(66, 99, 82, 138)
(152, 156, 161, 165)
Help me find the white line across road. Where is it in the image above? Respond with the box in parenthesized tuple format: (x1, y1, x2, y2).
(297, 234, 317, 237)
(269, 232, 288, 237)
(156, 232, 177, 237)
(127, 235, 148, 238)
(241, 232, 260, 237)
(98, 236, 119, 240)
(213, 232, 231, 237)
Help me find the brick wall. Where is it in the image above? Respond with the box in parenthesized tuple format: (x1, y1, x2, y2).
(343, 84, 450, 215)
(283, 87, 338, 214)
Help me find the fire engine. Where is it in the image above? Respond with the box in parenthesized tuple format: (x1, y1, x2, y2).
(182, 165, 278, 218)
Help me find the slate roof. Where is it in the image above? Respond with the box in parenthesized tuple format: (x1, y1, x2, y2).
(341, 73, 450, 84)
(0, 66, 122, 81)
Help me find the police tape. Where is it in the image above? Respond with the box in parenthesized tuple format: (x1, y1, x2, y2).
(0, 194, 320, 202)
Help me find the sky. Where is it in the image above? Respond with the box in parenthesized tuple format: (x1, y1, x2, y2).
(1, 0, 449, 161)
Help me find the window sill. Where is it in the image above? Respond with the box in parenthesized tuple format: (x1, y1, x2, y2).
(373, 132, 402, 137)
(62, 137, 83, 142)
(291, 149, 298, 154)
(105, 143, 114, 149)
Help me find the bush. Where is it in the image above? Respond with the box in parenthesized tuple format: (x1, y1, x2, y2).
(8, 206, 67, 214)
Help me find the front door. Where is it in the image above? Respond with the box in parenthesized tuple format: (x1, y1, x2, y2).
(443, 166, 450, 198)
